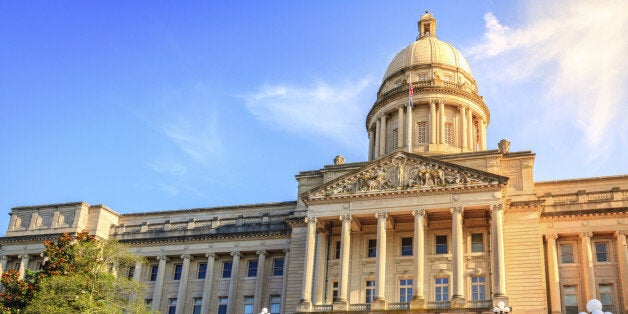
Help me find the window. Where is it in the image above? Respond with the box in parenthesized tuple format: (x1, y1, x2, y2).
(168, 298, 177, 314)
(198, 263, 207, 279)
(173, 264, 182, 280)
(273, 259, 284, 276)
(222, 261, 233, 278)
(392, 128, 399, 150)
(365, 280, 376, 303)
(218, 297, 228, 314)
(599, 284, 615, 312)
(401, 237, 413, 256)
(399, 279, 413, 302)
(471, 276, 486, 300)
(595, 242, 609, 262)
(563, 286, 578, 314)
(471, 233, 483, 252)
(435, 277, 449, 301)
(243, 296, 254, 314)
(368, 239, 377, 257)
(149, 265, 159, 281)
(335, 241, 341, 259)
(247, 260, 258, 277)
(444, 123, 454, 145)
(436, 235, 447, 254)
(332, 281, 339, 302)
(127, 266, 135, 279)
(417, 122, 427, 144)
(192, 297, 202, 314)
(269, 295, 281, 314)
(560, 244, 575, 264)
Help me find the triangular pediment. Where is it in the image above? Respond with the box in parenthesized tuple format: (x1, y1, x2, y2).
(303, 152, 508, 203)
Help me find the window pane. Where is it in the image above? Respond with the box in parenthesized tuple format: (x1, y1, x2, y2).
(368, 239, 377, 257)
(560, 245, 575, 263)
(248, 260, 258, 277)
(471, 233, 483, 252)
(173, 264, 182, 280)
(401, 237, 413, 256)
(273, 259, 284, 276)
(198, 263, 207, 279)
(335, 241, 341, 259)
(436, 235, 447, 254)
(595, 243, 608, 262)
(223, 262, 232, 278)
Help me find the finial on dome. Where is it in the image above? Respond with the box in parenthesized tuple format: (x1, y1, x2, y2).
(418, 10, 437, 39)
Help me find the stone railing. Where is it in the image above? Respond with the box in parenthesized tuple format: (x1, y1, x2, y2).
(387, 302, 410, 310)
(426, 301, 450, 309)
(587, 191, 613, 201)
(552, 194, 578, 204)
(349, 304, 370, 311)
(312, 304, 332, 312)
(468, 299, 493, 308)
(545, 188, 627, 205)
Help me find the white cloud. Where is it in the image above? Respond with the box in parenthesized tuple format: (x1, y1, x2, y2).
(161, 112, 225, 165)
(467, 0, 628, 161)
(242, 78, 374, 153)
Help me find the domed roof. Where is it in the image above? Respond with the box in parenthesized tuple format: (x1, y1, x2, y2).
(383, 36, 473, 82)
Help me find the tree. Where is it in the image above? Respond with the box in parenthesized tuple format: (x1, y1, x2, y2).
(0, 231, 149, 314)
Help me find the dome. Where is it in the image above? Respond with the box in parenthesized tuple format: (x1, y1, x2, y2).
(383, 37, 473, 82)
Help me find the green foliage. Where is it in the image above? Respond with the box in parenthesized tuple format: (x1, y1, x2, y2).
(0, 268, 40, 313)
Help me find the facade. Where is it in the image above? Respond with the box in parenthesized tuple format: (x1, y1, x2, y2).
(1, 12, 628, 314)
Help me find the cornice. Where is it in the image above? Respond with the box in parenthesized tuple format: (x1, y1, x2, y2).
(118, 229, 291, 245)
(540, 207, 628, 222)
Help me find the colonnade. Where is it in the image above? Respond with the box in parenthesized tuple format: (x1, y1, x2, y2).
(298, 204, 507, 311)
(369, 100, 487, 160)
(0, 253, 33, 280)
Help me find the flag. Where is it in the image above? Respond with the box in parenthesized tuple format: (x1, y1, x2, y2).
(408, 75, 414, 107)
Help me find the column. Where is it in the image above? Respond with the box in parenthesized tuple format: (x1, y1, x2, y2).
(175, 254, 191, 314)
(152, 255, 168, 311)
(429, 100, 436, 144)
(379, 115, 387, 156)
(18, 254, 29, 280)
(406, 103, 413, 152)
(460, 106, 467, 149)
(467, 110, 473, 150)
(280, 249, 290, 314)
(226, 251, 241, 314)
(0, 255, 7, 280)
(253, 250, 267, 312)
(580, 232, 596, 301)
(314, 229, 329, 304)
(133, 260, 143, 282)
(398, 106, 404, 150)
(336, 214, 352, 306)
(200, 253, 216, 314)
(438, 101, 445, 144)
(373, 212, 388, 307)
(491, 204, 507, 297)
(451, 207, 465, 303)
(375, 119, 381, 159)
(480, 120, 487, 150)
(299, 217, 317, 309)
(545, 234, 562, 314)
(615, 231, 628, 314)
(411, 210, 426, 307)
(368, 130, 375, 160)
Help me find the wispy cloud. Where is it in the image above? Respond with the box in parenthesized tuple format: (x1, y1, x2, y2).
(241, 78, 375, 153)
(161, 112, 225, 165)
(467, 0, 628, 161)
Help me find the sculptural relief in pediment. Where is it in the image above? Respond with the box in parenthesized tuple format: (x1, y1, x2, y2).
(311, 154, 498, 198)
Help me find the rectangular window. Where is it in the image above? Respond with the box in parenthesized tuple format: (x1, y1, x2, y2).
(563, 286, 578, 314)
(222, 261, 233, 278)
(399, 279, 413, 302)
(168, 298, 177, 314)
(436, 235, 448, 254)
(599, 284, 615, 312)
(269, 295, 281, 314)
(560, 244, 575, 264)
(273, 259, 284, 276)
(365, 280, 375, 303)
(243, 296, 254, 314)
(335, 241, 341, 259)
(368, 239, 377, 257)
(417, 122, 427, 144)
(192, 297, 202, 314)
(332, 281, 339, 302)
(444, 123, 454, 145)
(173, 264, 182, 280)
(471, 233, 483, 252)
(595, 242, 609, 262)
(471, 276, 486, 300)
(150, 265, 159, 281)
(392, 128, 399, 150)
(247, 260, 258, 277)
(435, 277, 449, 301)
(198, 263, 207, 279)
(127, 266, 135, 279)
(217, 297, 228, 314)
(401, 237, 413, 256)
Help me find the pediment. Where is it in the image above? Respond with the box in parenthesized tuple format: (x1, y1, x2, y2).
(304, 152, 508, 203)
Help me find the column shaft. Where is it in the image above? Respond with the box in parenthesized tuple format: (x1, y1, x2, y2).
(460, 106, 467, 149)
(0, 256, 7, 280)
(338, 215, 352, 303)
(368, 131, 375, 161)
(580, 232, 596, 301)
(398, 106, 404, 150)
(467, 110, 473, 150)
(280, 250, 290, 314)
(200, 253, 216, 314)
(438, 101, 445, 144)
(375, 212, 387, 302)
(480, 120, 487, 150)
(314, 230, 329, 304)
(379, 115, 387, 155)
(254, 251, 267, 312)
(18, 254, 29, 280)
(615, 231, 628, 314)
(412, 210, 425, 303)
(375, 119, 381, 159)
(300, 217, 317, 307)
(226, 252, 241, 314)
(152, 256, 168, 311)
(429, 101, 436, 144)
(175, 255, 191, 314)
(545, 234, 562, 314)
(492, 204, 507, 296)
(406, 103, 413, 152)
(451, 207, 464, 299)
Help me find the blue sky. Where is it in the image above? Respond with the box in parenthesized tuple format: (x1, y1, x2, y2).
(1, 0, 626, 233)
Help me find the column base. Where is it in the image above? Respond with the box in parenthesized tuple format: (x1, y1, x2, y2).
(332, 300, 349, 311)
(371, 299, 387, 310)
(296, 301, 312, 312)
(409, 297, 426, 309)
(450, 296, 466, 308)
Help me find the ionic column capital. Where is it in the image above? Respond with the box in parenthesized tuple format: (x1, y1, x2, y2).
(181, 253, 192, 260)
(412, 209, 426, 217)
(375, 212, 388, 220)
(491, 204, 504, 212)
(205, 252, 216, 259)
(429, 99, 437, 105)
(282, 249, 290, 254)
(339, 214, 352, 222)
(230, 251, 241, 258)
(450, 206, 464, 215)
(304, 217, 317, 224)
(157, 254, 169, 261)
(256, 250, 267, 256)
(545, 234, 558, 241)
(615, 230, 626, 238)
(580, 231, 593, 239)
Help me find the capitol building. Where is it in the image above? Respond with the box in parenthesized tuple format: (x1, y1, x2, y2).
(1, 12, 627, 314)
